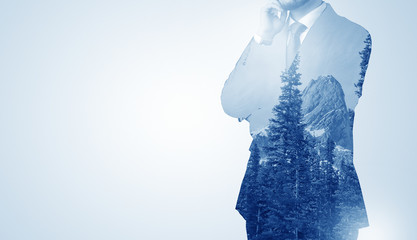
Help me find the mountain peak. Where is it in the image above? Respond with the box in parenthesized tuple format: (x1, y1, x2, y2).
(301, 75, 353, 150)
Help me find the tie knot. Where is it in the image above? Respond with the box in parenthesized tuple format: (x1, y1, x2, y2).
(289, 21, 307, 37)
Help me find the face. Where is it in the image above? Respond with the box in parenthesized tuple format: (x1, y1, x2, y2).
(277, 0, 310, 10)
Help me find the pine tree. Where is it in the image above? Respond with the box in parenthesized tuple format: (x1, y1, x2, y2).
(316, 138, 339, 240)
(354, 34, 372, 97)
(256, 158, 287, 239)
(333, 158, 366, 239)
(261, 55, 313, 239)
(302, 134, 321, 240)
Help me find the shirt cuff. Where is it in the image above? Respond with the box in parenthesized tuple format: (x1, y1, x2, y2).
(253, 34, 273, 45)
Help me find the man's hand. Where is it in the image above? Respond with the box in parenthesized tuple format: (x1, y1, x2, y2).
(256, 2, 287, 43)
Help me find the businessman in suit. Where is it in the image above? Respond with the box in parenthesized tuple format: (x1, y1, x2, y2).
(221, 0, 371, 239)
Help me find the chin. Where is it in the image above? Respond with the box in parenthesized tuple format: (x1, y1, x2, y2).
(278, 0, 309, 10)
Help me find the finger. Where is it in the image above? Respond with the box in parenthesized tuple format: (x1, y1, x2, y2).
(266, 1, 284, 11)
(267, 6, 279, 16)
(273, 0, 284, 10)
(261, 2, 283, 12)
(263, 6, 285, 20)
(262, 2, 285, 19)
(279, 9, 287, 22)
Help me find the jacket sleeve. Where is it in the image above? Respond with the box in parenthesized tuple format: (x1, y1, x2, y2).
(220, 37, 257, 120)
(220, 35, 286, 120)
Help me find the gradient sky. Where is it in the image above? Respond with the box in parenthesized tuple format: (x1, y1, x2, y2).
(0, 0, 416, 239)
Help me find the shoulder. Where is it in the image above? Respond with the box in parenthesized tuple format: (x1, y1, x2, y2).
(322, 3, 371, 45)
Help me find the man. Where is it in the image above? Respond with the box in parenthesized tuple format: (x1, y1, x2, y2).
(221, 0, 371, 239)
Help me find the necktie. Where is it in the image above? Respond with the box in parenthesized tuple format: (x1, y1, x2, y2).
(286, 21, 307, 68)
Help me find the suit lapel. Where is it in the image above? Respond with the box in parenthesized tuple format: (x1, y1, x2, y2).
(300, 3, 336, 53)
(297, 3, 339, 86)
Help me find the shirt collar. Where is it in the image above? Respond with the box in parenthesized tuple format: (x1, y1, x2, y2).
(288, 1, 326, 29)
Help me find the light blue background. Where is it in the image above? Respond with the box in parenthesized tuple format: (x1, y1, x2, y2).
(0, 0, 415, 239)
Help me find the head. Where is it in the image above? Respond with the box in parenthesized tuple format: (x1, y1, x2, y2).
(277, 0, 310, 10)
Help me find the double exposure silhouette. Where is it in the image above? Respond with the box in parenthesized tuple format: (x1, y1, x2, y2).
(221, 1, 371, 239)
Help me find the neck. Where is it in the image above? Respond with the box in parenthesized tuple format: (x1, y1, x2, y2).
(290, 0, 323, 21)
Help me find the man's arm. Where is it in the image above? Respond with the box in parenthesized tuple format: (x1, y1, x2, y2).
(220, 37, 257, 119)
(220, 2, 287, 120)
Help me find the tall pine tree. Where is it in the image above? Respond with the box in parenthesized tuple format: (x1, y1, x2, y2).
(354, 34, 372, 97)
(334, 158, 367, 240)
(261, 55, 314, 239)
(317, 138, 339, 240)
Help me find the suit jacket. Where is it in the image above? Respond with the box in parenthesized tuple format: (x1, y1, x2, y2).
(221, 2, 372, 230)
